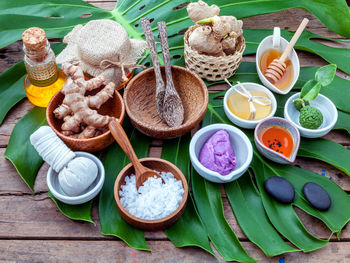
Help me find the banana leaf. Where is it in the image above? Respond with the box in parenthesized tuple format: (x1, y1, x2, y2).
(225, 173, 298, 257)
(205, 89, 350, 254)
(251, 157, 328, 252)
(298, 139, 350, 176)
(269, 163, 350, 233)
(191, 167, 257, 262)
(99, 119, 151, 251)
(0, 62, 26, 125)
(48, 191, 94, 223)
(162, 134, 215, 257)
(334, 110, 350, 134)
(4, 107, 46, 191)
(4, 107, 95, 223)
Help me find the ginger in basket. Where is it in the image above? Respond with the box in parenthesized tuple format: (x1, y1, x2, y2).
(187, 1, 243, 56)
(53, 63, 115, 139)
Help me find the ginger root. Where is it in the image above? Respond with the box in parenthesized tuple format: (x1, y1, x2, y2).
(187, 0, 219, 23)
(188, 26, 224, 56)
(210, 16, 243, 39)
(53, 63, 115, 139)
(187, 1, 243, 56)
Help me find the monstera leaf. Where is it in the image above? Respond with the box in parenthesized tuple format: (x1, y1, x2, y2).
(2, 0, 350, 261)
(1, 0, 350, 123)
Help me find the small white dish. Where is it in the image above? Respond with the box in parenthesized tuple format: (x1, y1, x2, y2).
(223, 82, 277, 129)
(254, 117, 300, 164)
(47, 151, 105, 205)
(256, 27, 300, 95)
(189, 124, 253, 183)
(284, 92, 338, 138)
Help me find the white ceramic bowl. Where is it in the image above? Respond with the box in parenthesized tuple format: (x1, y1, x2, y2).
(223, 82, 277, 129)
(254, 117, 300, 164)
(189, 124, 253, 183)
(284, 92, 338, 138)
(256, 27, 300, 95)
(47, 151, 105, 205)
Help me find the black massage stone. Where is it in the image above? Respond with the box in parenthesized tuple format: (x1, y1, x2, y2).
(264, 176, 295, 204)
(303, 182, 331, 211)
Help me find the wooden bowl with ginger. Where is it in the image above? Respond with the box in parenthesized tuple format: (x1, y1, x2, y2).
(124, 65, 208, 139)
(47, 88, 125, 152)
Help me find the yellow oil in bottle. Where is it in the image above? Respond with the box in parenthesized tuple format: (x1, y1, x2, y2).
(227, 91, 272, 120)
(24, 68, 66, 107)
(259, 49, 293, 91)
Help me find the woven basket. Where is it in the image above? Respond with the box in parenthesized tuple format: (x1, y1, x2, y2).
(184, 25, 246, 81)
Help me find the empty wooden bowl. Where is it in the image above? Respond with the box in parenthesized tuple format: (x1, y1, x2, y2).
(124, 65, 208, 139)
(46, 87, 125, 152)
(114, 157, 188, 230)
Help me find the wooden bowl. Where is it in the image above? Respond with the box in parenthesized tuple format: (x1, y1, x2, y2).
(124, 65, 208, 139)
(114, 157, 189, 230)
(46, 88, 125, 152)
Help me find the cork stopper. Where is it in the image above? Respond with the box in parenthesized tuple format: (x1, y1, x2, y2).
(22, 27, 47, 52)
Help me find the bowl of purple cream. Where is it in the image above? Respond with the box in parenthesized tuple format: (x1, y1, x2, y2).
(189, 124, 253, 183)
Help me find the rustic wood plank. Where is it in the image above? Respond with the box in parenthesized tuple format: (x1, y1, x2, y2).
(0, 240, 349, 263)
(0, 1, 349, 262)
(0, 185, 349, 241)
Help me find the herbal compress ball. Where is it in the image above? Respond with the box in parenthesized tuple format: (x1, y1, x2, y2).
(299, 106, 323, 129)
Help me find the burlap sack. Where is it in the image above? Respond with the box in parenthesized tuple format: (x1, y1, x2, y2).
(56, 19, 147, 88)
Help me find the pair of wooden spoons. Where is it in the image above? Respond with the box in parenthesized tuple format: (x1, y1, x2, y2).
(265, 18, 309, 82)
(141, 18, 184, 127)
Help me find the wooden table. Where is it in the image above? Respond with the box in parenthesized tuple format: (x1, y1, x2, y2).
(1, 1, 350, 262)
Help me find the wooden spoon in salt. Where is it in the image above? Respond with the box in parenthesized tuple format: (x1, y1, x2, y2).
(109, 120, 163, 189)
(158, 21, 184, 127)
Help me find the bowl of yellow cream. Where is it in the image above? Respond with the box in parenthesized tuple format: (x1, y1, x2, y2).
(224, 82, 277, 129)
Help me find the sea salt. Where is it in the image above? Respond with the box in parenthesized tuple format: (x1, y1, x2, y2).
(119, 171, 184, 220)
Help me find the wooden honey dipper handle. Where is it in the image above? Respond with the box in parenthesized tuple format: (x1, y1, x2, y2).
(279, 18, 309, 63)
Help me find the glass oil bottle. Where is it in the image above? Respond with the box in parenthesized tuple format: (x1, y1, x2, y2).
(22, 27, 66, 107)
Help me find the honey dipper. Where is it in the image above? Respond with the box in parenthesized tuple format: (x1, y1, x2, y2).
(265, 18, 309, 83)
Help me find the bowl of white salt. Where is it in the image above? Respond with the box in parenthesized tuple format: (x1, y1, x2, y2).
(114, 157, 188, 230)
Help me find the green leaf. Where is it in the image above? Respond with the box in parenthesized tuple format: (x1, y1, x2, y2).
(298, 138, 350, 177)
(296, 67, 350, 114)
(251, 157, 328, 252)
(225, 173, 298, 257)
(162, 134, 214, 257)
(48, 191, 94, 224)
(0, 0, 111, 49)
(315, 64, 337, 87)
(191, 168, 257, 262)
(4, 107, 46, 191)
(300, 80, 322, 101)
(270, 164, 350, 233)
(99, 119, 150, 251)
(334, 110, 350, 133)
(0, 62, 26, 125)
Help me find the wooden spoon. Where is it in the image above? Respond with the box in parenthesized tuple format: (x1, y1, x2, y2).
(108, 120, 163, 189)
(141, 17, 165, 121)
(158, 21, 184, 127)
(265, 18, 309, 82)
